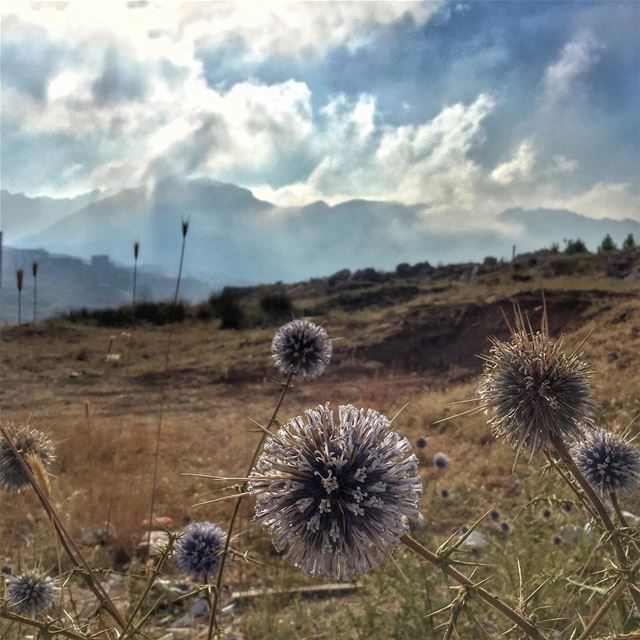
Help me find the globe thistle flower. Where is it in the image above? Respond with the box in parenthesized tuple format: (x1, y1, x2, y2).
(432, 452, 450, 470)
(500, 521, 511, 534)
(0, 424, 55, 493)
(552, 534, 563, 546)
(562, 501, 573, 513)
(271, 319, 332, 379)
(478, 322, 597, 454)
(440, 488, 450, 499)
(174, 521, 227, 581)
(5, 571, 56, 616)
(542, 507, 552, 519)
(489, 508, 500, 521)
(249, 404, 422, 580)
(415, 436, 428, 450)
(571, 428, 640, 496)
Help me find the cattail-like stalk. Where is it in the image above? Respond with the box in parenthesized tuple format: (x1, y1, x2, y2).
(146, 218, 189, 554)
(31, 261, 38, 323)
(132, 240, 140, 317)
(16, 268, 23, 324)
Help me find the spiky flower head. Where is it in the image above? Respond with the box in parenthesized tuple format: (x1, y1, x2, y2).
(433, 452, 450, 470)
(571, 429, 640, 496)
(415, 436, 428, 450)
(174, 521, 226, 581)
(271, 319, 332, 379)
(500, 521, 511, 534)
(489, 508, 500, 521)
(478, 319, 597, 454)
(0, 424, 55, 493)
(5, 571, 56, 616)
(249, 404, 422, 580)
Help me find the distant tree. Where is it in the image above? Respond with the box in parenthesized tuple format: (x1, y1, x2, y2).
(564, 238, 589, 255)
(260, 291, 293, 322)
(598, 233, 617, 253)
(550, 242, 560, 254)
(622, 233, 636, 250)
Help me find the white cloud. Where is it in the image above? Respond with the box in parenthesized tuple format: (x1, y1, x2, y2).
(490, 140, 536, 185)
(544, 31, 603, 103)
(543, 182, 640, 221)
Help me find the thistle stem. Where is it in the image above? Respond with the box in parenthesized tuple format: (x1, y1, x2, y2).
(401, 535, 546, 640)
(0, 609, 87, 640)
(609, 491, 629, 528)
(550, 434, 640, 611)
(207, 370, 295, 639)
(0, 424, 126, 630)
(576, 558, 640, 640)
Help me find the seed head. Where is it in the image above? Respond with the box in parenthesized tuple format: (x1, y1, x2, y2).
(552, 534, 563, 546)
(415, 436, 428, 450)
(5, 571, 56, 616)
(433, 452, 450, 470)
(0, 425, 55, 493)
(478, 322, 597, 454)
(440, 487, 449, 499)
(572, 428, 640, 496)
(500, 521, 511, 534)
(542, 508, 552, 519)
(271, 319, 332, 379)
(489, 508, 500, 521)
(174, 521, 226, 581)
(249, 404, 422, 580)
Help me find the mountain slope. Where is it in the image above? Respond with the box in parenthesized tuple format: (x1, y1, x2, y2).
(14, 178, 640, 283)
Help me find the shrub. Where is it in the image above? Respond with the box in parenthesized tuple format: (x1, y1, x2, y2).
(209, 287, 245, 329)
(259, 292, 293, 322)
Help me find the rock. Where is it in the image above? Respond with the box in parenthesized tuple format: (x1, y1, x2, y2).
(461, 531, 488, 553)
(622, 511, 640, 526)
(137, 530, 171, 558)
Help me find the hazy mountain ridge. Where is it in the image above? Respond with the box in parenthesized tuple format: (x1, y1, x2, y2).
(1, 189, 103, 239)
(0, 246, 211, 324)
(8, 177, 640, 285)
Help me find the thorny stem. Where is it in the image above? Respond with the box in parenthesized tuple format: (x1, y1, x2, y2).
(0, 609, 88, 640)
(402, 535, 546, 640)
(208, 370, 295, 639)
(0, 424, 126, 630)
(120, 537, 174, 638)
(609, 491, 629, 529)
(550, 434, 640, 612)
(576, 558, 640, 640)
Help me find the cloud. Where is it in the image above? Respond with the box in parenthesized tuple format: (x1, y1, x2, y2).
(544, 31, 603, 103)
(543, 181, 639, 221)
(490, 140, 536, 185)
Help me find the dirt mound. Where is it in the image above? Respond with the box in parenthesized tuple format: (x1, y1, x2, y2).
(362, 289, 628, 375)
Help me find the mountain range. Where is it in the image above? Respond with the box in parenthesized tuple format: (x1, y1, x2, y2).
(3, 177, 639, 285)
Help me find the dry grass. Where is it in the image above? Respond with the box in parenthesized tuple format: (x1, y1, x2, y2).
(1, 270, 639, 636)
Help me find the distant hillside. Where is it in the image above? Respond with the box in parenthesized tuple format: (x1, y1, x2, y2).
(0, 246, 210, 324)
(1, 189, 102, 239)
(11, 176, 638, 284)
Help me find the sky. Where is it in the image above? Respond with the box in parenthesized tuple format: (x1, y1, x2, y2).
(1, 0, 639, 229)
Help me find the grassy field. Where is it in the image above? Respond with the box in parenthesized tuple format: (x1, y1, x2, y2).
(1, 258, 639, 638)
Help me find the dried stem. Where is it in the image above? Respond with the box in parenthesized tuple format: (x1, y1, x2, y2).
(0, 608, 88, 640)
(576, 558, 640, 640)
(0, 424, 126, 629)
(207, 370, 295, 639)
(146, 222, 188, 552)
(609, 491, 629, 529)
(402, 535, 546, 640)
